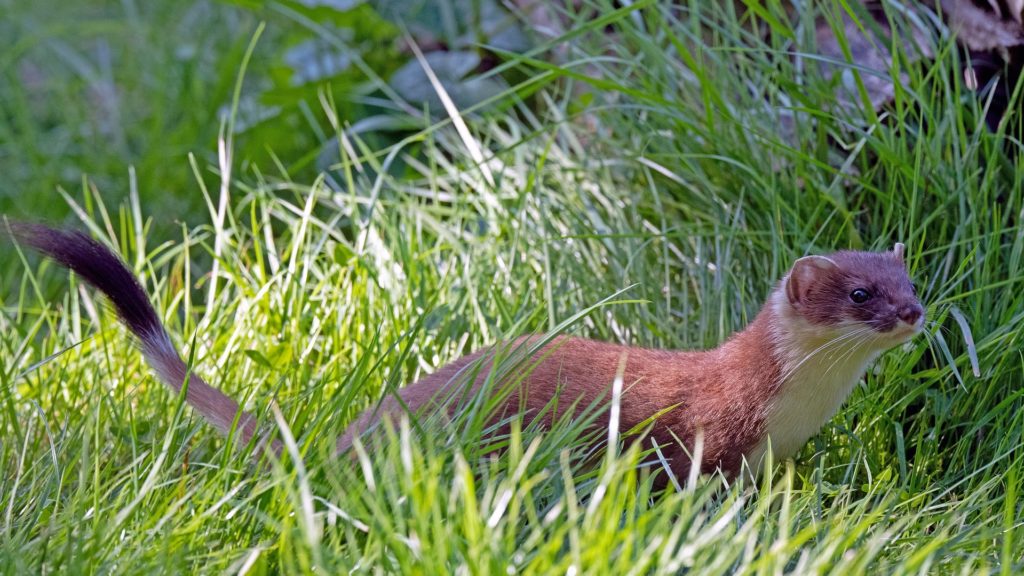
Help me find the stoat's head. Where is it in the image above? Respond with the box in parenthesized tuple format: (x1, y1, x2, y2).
(781, 243, 924, 347)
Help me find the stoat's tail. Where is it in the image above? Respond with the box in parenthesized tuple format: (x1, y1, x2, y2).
(6, 222, 264, 448)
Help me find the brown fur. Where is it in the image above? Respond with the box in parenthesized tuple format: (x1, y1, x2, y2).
(339, 248, 923, 481)
(339, 305, 782, 479)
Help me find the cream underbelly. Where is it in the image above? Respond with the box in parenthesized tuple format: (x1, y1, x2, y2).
(743, 351, 878, 476)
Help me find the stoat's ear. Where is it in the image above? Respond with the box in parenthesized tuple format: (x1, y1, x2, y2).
(893, 242, 906, 262)
(786, 255, 838, 307)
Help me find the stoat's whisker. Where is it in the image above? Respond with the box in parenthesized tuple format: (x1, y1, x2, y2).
(824, 328, 877, 377)
(779, 326, 874, 383)
(824, 328, 872, 365)
(823, 329, 875, 376)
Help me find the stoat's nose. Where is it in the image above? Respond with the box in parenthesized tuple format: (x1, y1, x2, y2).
(898, 304, 924, 326)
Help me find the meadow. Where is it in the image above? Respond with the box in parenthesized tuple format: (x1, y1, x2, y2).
(1, 1, 1021, 573)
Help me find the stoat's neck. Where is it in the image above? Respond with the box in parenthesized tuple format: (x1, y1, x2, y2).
(743, 289, 882, 471)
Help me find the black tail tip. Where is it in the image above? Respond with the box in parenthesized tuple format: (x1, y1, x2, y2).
(3, 219, 83, 254)
(3, 218, 163, 338)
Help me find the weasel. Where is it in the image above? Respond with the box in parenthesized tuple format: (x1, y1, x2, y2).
(6, 222, 924, 480)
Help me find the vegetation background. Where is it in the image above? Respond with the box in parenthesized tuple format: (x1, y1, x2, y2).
(1, 0, 1021, 573)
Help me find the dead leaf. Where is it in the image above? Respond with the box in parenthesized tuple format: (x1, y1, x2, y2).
(939, 0, 1024, 51)
(814, 6, 934, 112)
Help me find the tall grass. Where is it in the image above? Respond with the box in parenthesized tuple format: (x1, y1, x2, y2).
(1, 0, 1022, 572)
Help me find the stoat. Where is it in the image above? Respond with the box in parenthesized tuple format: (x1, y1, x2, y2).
(6, 223, 924, 480)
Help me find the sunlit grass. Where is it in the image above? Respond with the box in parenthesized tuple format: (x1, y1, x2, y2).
(1, 0, 1023, 573)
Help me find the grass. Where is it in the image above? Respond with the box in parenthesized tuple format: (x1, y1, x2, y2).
(2, 0, 1023, 573)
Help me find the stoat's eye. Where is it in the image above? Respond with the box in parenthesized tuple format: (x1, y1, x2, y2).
(850, 288, 871, 304)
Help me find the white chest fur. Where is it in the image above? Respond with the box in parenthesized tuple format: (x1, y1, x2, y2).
(743, 293, 882, 475)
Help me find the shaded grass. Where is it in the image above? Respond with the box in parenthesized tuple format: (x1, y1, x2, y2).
(0, 0, 265, 220)
(2, 0, 1024, 572)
